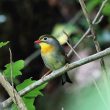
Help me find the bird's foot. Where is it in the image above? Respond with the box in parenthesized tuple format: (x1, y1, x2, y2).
(41, 70, 52, 79)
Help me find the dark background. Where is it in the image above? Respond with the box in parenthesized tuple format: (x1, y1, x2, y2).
(0, 0, 110, 110)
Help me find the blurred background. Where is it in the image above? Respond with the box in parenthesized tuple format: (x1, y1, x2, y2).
(0, 0, 110, 110)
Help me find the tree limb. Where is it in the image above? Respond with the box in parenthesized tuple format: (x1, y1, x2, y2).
(1, 47, 110, 108)
(0, 73, 27, 110)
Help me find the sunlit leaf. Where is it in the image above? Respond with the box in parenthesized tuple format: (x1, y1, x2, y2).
(51, 23, 78, 45)
(0, 41, 9, 48)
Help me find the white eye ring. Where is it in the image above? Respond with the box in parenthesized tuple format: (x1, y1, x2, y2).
(43, 37, 48, 40)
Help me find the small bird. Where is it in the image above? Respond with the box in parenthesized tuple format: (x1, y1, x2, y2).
(35, 34, 72, 85)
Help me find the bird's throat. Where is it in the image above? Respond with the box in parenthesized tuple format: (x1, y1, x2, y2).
(40, 42, 54, 54)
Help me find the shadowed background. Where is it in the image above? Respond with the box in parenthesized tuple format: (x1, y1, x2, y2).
(0, 0, 110, 110)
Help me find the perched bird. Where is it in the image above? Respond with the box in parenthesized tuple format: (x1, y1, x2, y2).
(35, 35, 72, 85)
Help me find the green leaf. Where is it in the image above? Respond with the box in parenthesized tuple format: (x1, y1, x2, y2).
(102, 3, 110, 15)
(12, 78, 47, 110)
(0, 41, 9, 48)
(23, 98, 35, 110)
(16, 78, 47, 98)
(87, 0, 101, 12)
(3, 60, 24, 78)
(12, 98, 35, 110)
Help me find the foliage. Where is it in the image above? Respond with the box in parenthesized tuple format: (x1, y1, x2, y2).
(0, 41, 9, 48)
(16, 78, 47, 98)
(3, 59, 47, 110)
(87, 0, 101, 12)
(12, 78, 47, 110)
(0, 0, 110, 110)
(0, 41, 47, 110)
(102, 3, 110, 16)
(3, 60, 24, 78)
(51, 23, 79, 45)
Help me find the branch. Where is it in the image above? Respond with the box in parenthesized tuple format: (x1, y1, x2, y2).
(24, 50, 40, 67)
(79, 0, 108, 75)
(79, 0, 100, 51)
(24, 0, 107, 67)
(2, 47, 110, 108)
(63, 31, 81, 59)
(0, 73, 27, 110)
(24, 11, 82, 67)
(67, 0, 108, 57)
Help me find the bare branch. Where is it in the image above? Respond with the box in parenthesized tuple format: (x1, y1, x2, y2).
(68, 0, 108, 57)
(94, 15, 104, 25)
(24, 50, 40, 67)
(79, 0, 110, 105)
(24, 0, 107, 67)
(66, 41, 81, 59)
(9, 48, 15, 102)
(92, 0, 108, 24)
(9, 48, 27, 110)
(0, 73, 27, 110)
(2, 47, 110, 108)
(62, 31, 81, 59)
(79, 0, 100, 51)
(79, 0, 108, 73)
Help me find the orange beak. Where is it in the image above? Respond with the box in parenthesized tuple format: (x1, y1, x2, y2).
(34, 40, 41, 44)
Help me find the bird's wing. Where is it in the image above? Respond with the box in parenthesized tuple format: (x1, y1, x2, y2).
(59, 45, 69, 63)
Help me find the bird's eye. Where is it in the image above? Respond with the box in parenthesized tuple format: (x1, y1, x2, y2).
(43, 37, 48, 40)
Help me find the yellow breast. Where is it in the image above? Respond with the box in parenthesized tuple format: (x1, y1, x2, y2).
(39, 42, 54, 54)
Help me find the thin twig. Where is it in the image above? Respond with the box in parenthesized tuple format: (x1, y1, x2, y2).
(24, 11, 82, 67)
(66, 41, 81, 59)
(68, 0, 108, 57)
(92, 0, 107, 24)
(79, 0, 108, 75)
(9, 48, 16, 105)
(63, 31, 81, 59)
(1, 47, 110, 108)
(79, 0, 100, 49)
(94, 15, 104, 25)
(64, 29, 107, 109)
(24, 0, 107, 67)
(9, 48, 14, 88)
(79, 0, 110, 106)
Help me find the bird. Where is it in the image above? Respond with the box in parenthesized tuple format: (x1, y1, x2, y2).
(34, 34, 72, 85)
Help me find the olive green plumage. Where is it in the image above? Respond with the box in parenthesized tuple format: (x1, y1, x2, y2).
(38, 34, 72, 85)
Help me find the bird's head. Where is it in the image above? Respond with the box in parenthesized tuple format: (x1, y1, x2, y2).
(34, 35, 59, 54)
(35, 34, 58, 45)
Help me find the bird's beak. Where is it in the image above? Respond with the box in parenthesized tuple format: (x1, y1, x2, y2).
(34, 40, 41, 44)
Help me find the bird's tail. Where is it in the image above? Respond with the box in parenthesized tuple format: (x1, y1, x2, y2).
(61, 73, 72, 85)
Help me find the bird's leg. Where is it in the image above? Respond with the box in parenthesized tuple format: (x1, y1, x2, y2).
(41, 70, 52, 79)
